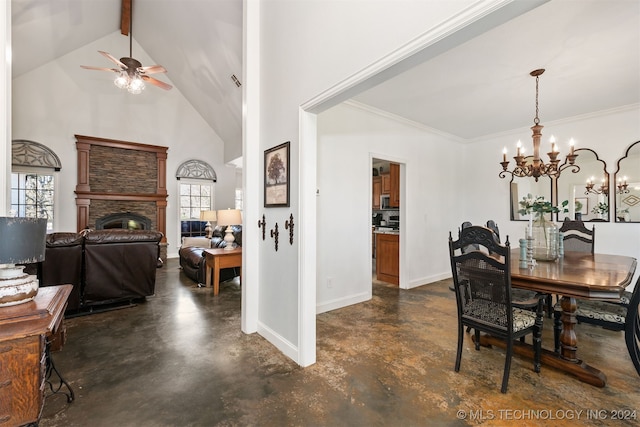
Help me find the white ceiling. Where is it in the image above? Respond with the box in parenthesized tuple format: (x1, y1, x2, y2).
(353, 0, 640, 141)
(11, 0, 243, 151)
(10, 0, 640, 151)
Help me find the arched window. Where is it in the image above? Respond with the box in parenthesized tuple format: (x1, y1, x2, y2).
(11, 140, 62, 231)
(176, 160, 217, 239)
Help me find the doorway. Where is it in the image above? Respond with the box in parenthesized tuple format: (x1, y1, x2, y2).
(371, 157, 403, 287)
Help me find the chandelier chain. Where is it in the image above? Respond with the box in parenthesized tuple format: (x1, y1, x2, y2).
(534, 74, 540, 125)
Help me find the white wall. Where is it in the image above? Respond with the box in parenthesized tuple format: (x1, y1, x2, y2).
(1, 1, 10, 215)
(463, 106, 640, 287)
(254, 0, 484, 365)
(11, 32, 238, 257)
(316, 104, 640, 316)
(316, 103, 462, 313)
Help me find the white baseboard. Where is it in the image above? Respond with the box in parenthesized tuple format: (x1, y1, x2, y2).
(257, 321, 299, 364)
(407, 272, 451, 289)
(316, 291, 371, 315)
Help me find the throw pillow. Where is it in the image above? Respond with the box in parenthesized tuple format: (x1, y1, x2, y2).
(181, 236, 211, 248)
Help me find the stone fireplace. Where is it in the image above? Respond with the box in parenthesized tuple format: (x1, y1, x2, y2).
(74, 134, 168, 261)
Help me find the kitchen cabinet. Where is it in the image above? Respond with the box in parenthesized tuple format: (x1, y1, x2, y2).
(390, 163, 400, 207)
(372, 176, 382, 209)
(381, 174, 391, 194)
(376, 233, 399, 285)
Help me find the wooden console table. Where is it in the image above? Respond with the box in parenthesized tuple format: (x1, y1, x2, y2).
(204, 248, 242, 295)
(0, 285, 72, 426)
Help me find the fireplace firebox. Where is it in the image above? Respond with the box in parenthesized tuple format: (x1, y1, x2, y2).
(96, 212, 152, 230)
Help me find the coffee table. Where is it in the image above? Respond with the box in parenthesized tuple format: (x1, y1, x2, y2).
(204, 247, 242, 295)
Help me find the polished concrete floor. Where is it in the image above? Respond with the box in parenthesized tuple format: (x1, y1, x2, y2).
(40, 259, 638, 426)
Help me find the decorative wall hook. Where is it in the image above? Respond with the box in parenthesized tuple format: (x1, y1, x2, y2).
(284, 213, 294, 245)
(257, 214, 266, 240)
(270, 223, 279, 251)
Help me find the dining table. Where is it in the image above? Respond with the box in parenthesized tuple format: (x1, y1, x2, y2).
(478, 249, 637, 387)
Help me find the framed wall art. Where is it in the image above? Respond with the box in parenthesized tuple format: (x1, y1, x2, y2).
(264, 141, 290, 207)
(575, 197, 588, 215)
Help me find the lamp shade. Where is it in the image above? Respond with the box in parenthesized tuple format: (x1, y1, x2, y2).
(216, 209, 242, 227)
(0, 217, 47, 265)
(199, 210, 217, 222)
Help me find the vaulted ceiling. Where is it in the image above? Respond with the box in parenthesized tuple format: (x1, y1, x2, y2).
(11, 0, 243, 155)
(11, 0, 640, 152)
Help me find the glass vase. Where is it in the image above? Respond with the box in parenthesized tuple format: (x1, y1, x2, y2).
(531, 217, 558, 261)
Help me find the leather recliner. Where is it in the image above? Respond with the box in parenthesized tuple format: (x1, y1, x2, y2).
(83, 229, 163, 306)
(33, 229, 163, 314)
(178, 225, 242, 285)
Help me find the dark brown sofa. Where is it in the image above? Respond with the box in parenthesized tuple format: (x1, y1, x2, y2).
(34, 229, 163, 314)
(179, 226, 241, 285)
(82, 229, 163, 307)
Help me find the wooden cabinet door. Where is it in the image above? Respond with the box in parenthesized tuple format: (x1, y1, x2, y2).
(372, 176, 382, 209)
(390, 163, 400, 207)
(376, 233, 399, 285)
(381, 174, 391, 194)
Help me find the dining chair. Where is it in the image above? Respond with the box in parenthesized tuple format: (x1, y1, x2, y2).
(486, 220, 554, 318)
(449, 225, 546, 393)
(558, 219, 595, 253)
(558, 220, 632, 311)
(554, 276, 640, 374)
(553, 220, 633, 349)
(625, 277, 640, 376)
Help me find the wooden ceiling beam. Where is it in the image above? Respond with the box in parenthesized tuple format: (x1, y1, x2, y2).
(121, 0, 131, 35)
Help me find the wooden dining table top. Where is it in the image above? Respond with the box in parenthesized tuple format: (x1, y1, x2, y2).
(509, 249, 637, 301)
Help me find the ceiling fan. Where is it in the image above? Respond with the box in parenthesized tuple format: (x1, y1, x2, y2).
(80, 0, 172, 94)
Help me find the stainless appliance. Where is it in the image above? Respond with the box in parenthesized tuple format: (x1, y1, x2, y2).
(380, 195, 390, 209)
(388, 215, 400, 229)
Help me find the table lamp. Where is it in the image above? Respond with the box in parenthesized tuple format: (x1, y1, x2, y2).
(199, 210, 217, 238)
(0, 217, 47, 306)
(216, 209, 242, 250)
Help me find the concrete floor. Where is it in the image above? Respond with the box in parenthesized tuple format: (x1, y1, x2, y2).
(40, 259, 639, 426)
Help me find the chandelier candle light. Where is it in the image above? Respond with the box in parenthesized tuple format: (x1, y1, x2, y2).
(499, 69, 579, 182)
(585, 176, 609, 195)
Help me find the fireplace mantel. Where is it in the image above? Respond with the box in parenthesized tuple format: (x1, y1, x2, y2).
(74, 134, 168, 246)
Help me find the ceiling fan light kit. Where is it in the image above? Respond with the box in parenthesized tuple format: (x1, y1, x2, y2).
(80, 0, 171, 94)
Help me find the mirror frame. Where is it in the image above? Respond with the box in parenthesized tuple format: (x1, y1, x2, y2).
(614, 140, 640, 223)
(508, 155, 553, 221)
(554, 148, 610, 223)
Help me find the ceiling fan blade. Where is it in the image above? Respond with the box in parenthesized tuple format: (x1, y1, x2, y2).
(139, 65, 167, 75)
(99, 51, 127, 69)
(142, 75, 172, 91)
(80, 65, 119, 72)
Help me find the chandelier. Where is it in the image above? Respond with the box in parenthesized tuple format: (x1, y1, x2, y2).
(499, 69, 579, 182)
(617, 176, 629, 194)
(585, 176, 608, 196)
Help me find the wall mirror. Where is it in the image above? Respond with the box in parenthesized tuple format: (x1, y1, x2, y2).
(614, 141, 640, 223)
(555, 148, 609, 222)
(509, 156, 552, 221)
